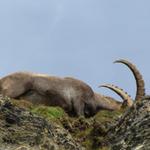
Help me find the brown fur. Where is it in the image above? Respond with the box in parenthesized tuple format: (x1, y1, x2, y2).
(0, 72, 96, 116)
(94, 93, 122, 110)
(0, 72, 122, 117)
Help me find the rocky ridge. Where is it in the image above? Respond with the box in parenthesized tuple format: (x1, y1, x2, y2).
(0, 95, 150, 150)
(0, 96, 84, 150)
(108, 96, 150, 149)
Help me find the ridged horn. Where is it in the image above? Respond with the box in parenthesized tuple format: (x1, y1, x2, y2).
(100, 84, 133, 107)
(114, 59, 145, 101)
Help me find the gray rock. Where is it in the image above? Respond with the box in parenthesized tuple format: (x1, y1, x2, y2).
(108, 96, 150, 150)
(0, 96, 84, 150)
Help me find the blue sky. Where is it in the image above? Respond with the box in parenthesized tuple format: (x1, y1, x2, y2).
(0, 0, 150, 101)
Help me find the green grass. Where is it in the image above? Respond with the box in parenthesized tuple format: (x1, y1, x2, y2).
(94, 109, 123, 123)
(31, 105, 65, 119)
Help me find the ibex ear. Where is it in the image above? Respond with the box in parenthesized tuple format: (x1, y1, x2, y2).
(114, 59, 145, 101)
(99, 84, 133, 107)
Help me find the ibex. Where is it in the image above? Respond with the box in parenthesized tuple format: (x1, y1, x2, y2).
(0, 59, 145, 117)
(0, 73, 97, 116)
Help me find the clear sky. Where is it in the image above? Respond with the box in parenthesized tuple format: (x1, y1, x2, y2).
(0, 0, 150, 101)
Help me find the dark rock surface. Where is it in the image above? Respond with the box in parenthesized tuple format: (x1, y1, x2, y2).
(0, 96, 84, 150)
(108, 96, 150, 150)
